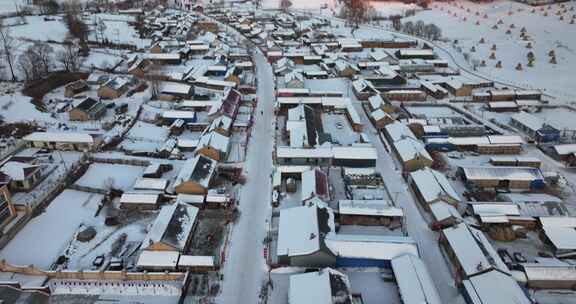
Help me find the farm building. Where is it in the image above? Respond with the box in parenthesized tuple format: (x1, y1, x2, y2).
(142, 53, 182, 65)
(23, 132, 95, 151)
(489, 156, 541, 168)
(459, 166, 545, 190)
(142, 202, 199, 251)
(68, 97, 106, 121)
(174, 155, 217, 194)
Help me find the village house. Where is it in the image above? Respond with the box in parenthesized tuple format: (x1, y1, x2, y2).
(276, 203, 336, 267)
(159, 82, 193, 101)
(284, 70, 305, 89)
(195, 130, 230, 162)
(143, 53, 182, 65)
(550, 144, 576, 167)
(68, 97, 106, 121)
(174, 154, 217, 194)
(288, 268, 353, 304)
(23, 132, 95, 151)
(409, 168, 460, 210)
(0, 161, 43, 192)
(97, 77, 131, 99)
(64, 80, 89, 97)
(142, 202, 199, 251)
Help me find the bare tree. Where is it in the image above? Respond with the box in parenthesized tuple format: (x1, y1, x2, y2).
(279, 0, 292, 12)
(58, 40, 83, 72)
(18, 42, 54, 82)
(340, 0, 371, 33)
(0, 21, 20, 81)
(147, 63, 162, 99)
(96, 17, 107, 45)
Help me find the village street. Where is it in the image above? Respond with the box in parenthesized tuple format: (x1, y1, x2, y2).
(217, 50, 275, 304)
(350, 100, 464, 304)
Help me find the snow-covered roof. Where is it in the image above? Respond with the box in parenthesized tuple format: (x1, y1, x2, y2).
(133, 178, 168, 191)
(143, 53, 181, 60)
(276, 147, 333, 159)
(277, 203, 334, 257)
(461, 166, 544, 181)
(120, 193, 160, 205)
(0, 161, 40, 181)
(177, 255, 214, 267)
(332, 146, 377, 160)
(289, 268, 351, 304)
(462, 270, 532, 304)
(198, 131, 230, 153)
(385, 122, 416, 142)
(162, 110, 196, 120)
(394, 137, 432, 163)
(338, 200, 403, 217)
(511, 111, 545, 132)
(161, 82, 192, 95)
(391, 254, 442, 304)
(410, 168, 460, 204)
(442, 224, 509, 277)
(23, 132, 94, 144)
(553, 144, 576, 156)
(136, 250, 179, 269)
(325, 234, 418, 261)
(429, 201, 462, 223)
(540, 217, 576, 251)
(143, 203, 199, 251)
(174, 155, 216, 189)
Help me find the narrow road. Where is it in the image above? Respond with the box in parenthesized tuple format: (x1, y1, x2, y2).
(217, 51, 275, 304)
(350, 101, 464, 304)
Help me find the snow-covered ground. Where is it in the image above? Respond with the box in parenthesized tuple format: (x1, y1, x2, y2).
(75, 163, 144, 191)
(403, 0, 576, 102)
(215, 42, 275, 304)
(0, 190, 103, 269)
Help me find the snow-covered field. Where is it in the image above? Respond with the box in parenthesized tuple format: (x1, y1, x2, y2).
(75, 163, 144, 191)
(0, 190, 103, 269)
(403, 0, 576, 101)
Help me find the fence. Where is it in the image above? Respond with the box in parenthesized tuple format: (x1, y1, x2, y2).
(0, 260, 185, 281)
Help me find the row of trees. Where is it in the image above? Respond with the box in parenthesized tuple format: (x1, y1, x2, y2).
(0, 21, 83, 82)
(399, 20, 442, 41)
